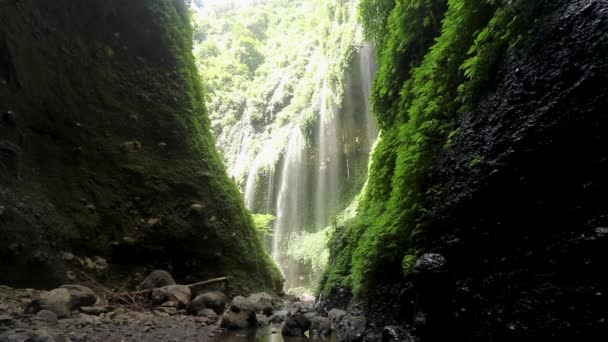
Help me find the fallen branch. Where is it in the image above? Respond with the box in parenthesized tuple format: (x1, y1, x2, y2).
(106, 276, 230, 304)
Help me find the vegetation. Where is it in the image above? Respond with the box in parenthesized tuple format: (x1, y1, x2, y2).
(0, 0, 282, 292)
(321, 0, 537, 296)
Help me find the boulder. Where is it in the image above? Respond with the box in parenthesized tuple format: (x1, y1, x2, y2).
(59, 285, 98, 309)
(310, 316, 332, 338)
(25, 288, 71, 318)
(281, 312, 311, 337)
(247, 292, 274, 316)
(328, 308, 346, 325)
(382, 325, 413, 342)
(140, 270, 176, 290)
(256, 314, 271, 327)
(270, 309, 289, 323)
(220, 296, 257, 330)
(412, 253, 446, 276)
(188, 291, 227, 315)
(151, 285, 191, 308)
(196, 308, 218, 324)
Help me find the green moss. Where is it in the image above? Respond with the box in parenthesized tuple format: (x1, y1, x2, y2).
(321, 0, 538, 298)
(0, 0, 281, 293)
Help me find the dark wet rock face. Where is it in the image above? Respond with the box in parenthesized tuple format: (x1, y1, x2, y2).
(328, 0, 608, 341)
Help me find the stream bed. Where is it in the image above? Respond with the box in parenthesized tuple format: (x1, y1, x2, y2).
(213, 324, 334, 342)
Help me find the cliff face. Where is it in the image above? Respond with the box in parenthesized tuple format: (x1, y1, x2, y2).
(0, 0, 281, 293)
(322, 0, 608, 340)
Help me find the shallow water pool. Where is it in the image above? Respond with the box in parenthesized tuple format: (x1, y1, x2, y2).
(212, 324, 333, 342)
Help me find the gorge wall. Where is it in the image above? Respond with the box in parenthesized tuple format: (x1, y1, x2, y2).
(193, 0, 378, 291)
(320, 0, 608, 340)
(0, 0, 281, 294)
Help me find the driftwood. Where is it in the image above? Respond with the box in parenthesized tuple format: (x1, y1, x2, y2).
(106, 276, 230, 304)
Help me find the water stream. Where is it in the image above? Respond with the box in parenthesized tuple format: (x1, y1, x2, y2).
(239, 44, 378, 290)
(214, 325, 333, 342)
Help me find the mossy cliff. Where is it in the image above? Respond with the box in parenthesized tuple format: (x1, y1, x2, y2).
(0, 0, 282, 293)
(321, 0, 608, 340)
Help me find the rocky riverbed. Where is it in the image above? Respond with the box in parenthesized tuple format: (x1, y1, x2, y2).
(0, 271, 344, 342)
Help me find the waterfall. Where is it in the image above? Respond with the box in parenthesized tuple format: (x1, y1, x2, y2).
(244, 157, 260, 210)
(232, 44, 378, 290)
(315, 82, 341, 229)
(228, 126, 251, 179)
(359, 43, 379, 143)
(273, 127, 307, 261)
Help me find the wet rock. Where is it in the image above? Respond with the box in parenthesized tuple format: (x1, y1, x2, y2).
(78, 306, 111, 316)
(270, 309, 289, 323)
(281, 312, 311, 337)
(188, 291, 226, 315)
(119, 140, 141, 153)
(25, 328, 69, 342)
(59, 285, 97, 309)
(328, 308, 346, 325)
(140, 270, 176, 290)
(196, 308, 218, 323)
(151, 285, 191, 308)
(310, 316, 332, 338)
(336, 316, 367, 341)
(256, 314, 271, 327)
(0, 314, 13, 326)
(412, 253, 446, 276)
(382, 325, 412, 342)
(35, 310, 58, 324)
(189, 204, 204, 215)
(220, 296, 257, 330)
(247, 292, 274, 316)
(25, 289, 71, 318)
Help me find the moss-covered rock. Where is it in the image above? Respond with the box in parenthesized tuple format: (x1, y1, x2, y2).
(0, 0, 282, 293)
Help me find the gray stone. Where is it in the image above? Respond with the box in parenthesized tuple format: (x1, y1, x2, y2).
(310, 316, 332, 338)
(196, 309, 218, 323)
(220, 296, 257, 330)
(59, 285, 97, 310)
(270, 309, 289, 323)
(78, 306, 112, 316)
(188, 291, 226, 315)
(0, 314, 13, 326)
(25, 289, 71, 318)
(328, 308, 346, 324)
(281, 312, 311, 337)
(151, 285, 191, 308)
(247, 292, 274, 316)
(35, 310, 58, 324)
(140, 270, 176, 290)
(256, 314, 270, 327)
(412, 253, 447, 275)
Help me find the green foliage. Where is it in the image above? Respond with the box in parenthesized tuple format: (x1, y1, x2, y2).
(285, 228, 331, 275)
(252, 213, 276, 238)
(322, 0, 536, 297)
(401, 253, 417, 273)
(192, 0, 363, 184)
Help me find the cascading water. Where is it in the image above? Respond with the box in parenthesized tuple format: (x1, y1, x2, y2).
(236, 44, 378, 290)
(273, 127, 307, 267)
(359, 43, 379, 142)
(315, 82, 341, 229)
(228, 125, 251, 179)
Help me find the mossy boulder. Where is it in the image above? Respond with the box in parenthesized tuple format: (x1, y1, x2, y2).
(0, 0, 281, 293)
